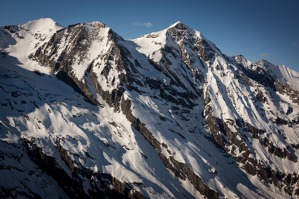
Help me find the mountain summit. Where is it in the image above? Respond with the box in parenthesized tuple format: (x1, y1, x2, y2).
(1, 18, 299, 199)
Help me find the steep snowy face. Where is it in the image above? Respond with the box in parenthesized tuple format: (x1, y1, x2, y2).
(165, 22, 221, 63)
(1, 19, 299, 199)
(233, 56, 299, 92)
(32, 21, 113, 79)
(133, 21, 219, 64)
(132, 22, 215, 99)
(233, 54, 253, 68)
(213, 54, 299, 199)
(21, 18, 62, 35)
(133, 22, 299, 198)
(203, 44, 299, 190)
(0, 18, 63, 73)
(254, 59, 299, 92)
(31, 22, 137, 105)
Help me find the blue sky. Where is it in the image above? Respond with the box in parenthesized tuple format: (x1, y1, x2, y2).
(1, 0, 299, 72)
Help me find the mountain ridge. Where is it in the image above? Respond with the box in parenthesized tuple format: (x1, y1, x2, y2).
(1, 18, 299, 199)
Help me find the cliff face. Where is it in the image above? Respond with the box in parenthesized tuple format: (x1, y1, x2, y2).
(1, 18, 299, 199)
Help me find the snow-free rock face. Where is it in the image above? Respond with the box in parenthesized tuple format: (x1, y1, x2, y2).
(1, 19, 299, 199)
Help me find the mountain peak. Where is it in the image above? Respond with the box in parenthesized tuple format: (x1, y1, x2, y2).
(2, 18, 299, 199)
(168, 21, 189, 30)
(85, 21, 107, 27)
(233, 54, 252, 67)
(255, 59, 275, 67)
(21, 18, 63, 33)
(170, 21, 184, 26)
(27, 18, 57, 25)
(166, 21, 205, 40)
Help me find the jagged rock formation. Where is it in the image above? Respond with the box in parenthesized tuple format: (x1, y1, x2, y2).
(1, 18, 299, 199)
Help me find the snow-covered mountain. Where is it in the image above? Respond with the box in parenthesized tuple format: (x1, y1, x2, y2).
(1, 18, 299, 199)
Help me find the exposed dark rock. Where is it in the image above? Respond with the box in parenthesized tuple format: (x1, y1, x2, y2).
(243, 121, 266, 138)
(290, 143, 299, 150)
(25, 137, 88, 199)
(204, 111, 226, 148)
(3, 25, 19, 33)
(275, 117, 288, 125)
(56, 71, 98, 105)
(120, 97, 219, 199)
(3, 19, 299, 198)
(259, 137, 297, 162)
(243, 162, 256, 175)
(256, 90, 267, 103)
(167, 24, 216, 62)
(203, 95, 299, 193)
(169, 156, 219, 199)
(90, 71, 125, 110)
(274, 82, 299, 105)
(24, 137, 143, 199)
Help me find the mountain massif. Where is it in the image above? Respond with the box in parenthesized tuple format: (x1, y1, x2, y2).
(1, 18, 299, 199)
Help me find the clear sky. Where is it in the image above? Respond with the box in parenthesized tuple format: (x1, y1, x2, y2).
(1, 0, 299, 72)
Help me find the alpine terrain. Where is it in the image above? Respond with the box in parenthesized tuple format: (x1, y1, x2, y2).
(1, 18, 299, 199)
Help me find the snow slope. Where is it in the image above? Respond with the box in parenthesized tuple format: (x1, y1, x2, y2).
(1, 18, 299, 199)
